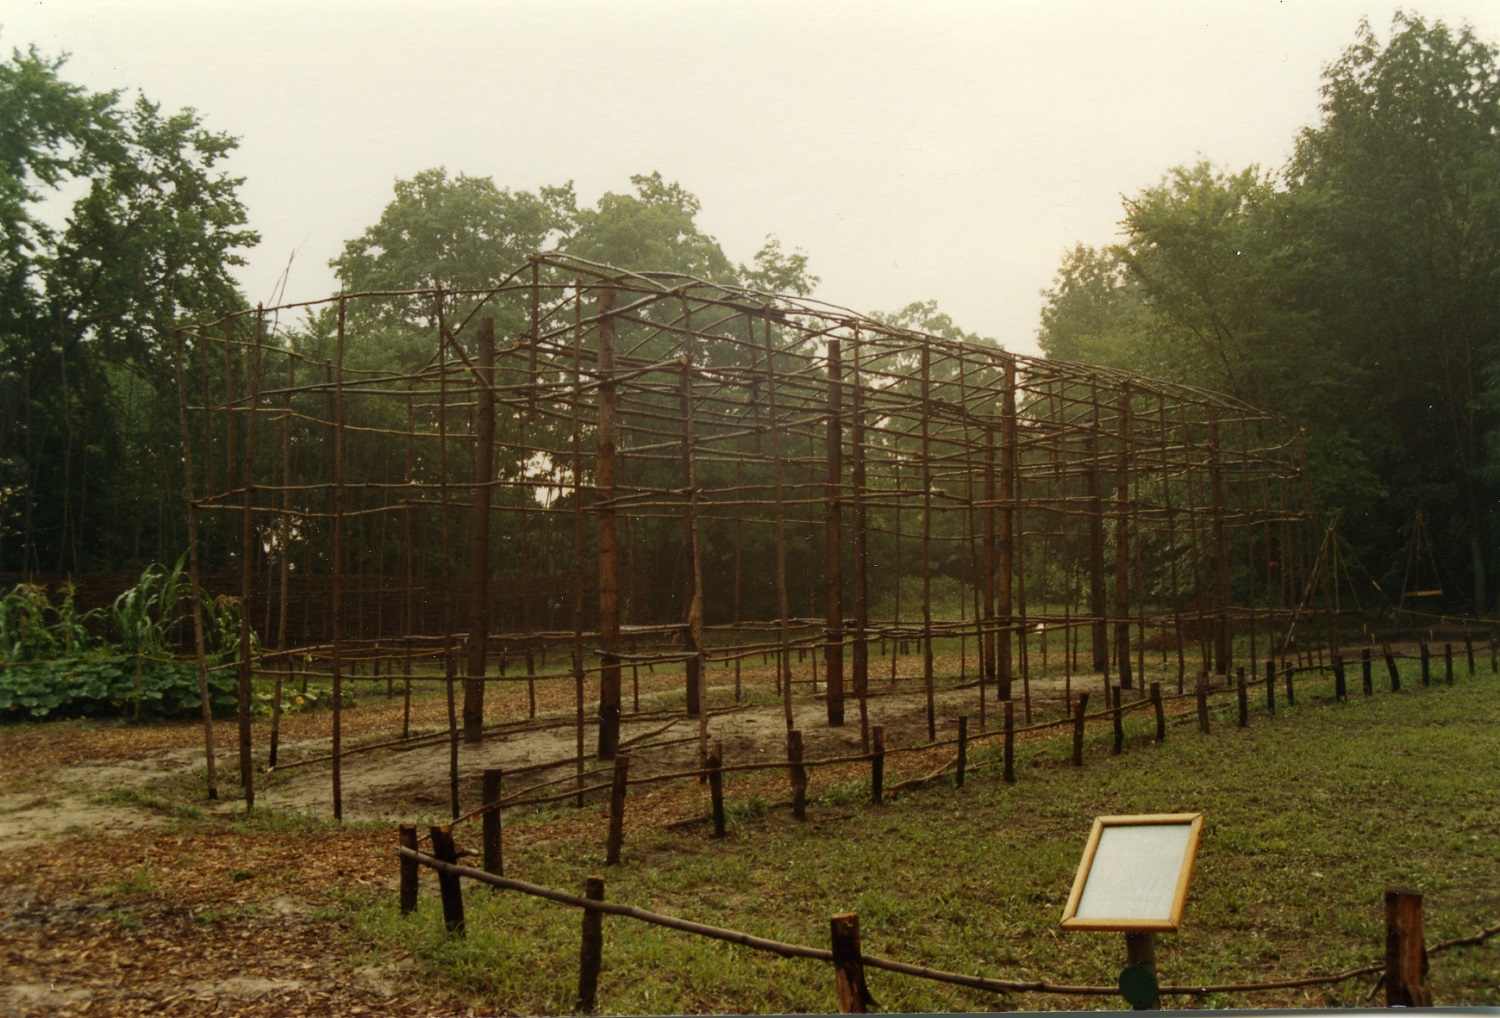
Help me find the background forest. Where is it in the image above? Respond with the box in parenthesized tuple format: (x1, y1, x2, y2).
(3, 12, 1497, 617)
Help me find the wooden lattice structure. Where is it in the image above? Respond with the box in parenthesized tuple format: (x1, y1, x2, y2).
(177, 255, 1324, 812)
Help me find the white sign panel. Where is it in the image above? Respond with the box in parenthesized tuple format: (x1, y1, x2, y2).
(1061, 813, 1203, 932)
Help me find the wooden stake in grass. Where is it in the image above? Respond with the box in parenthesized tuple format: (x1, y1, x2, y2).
(1071, 692, 1089, 767)
(1384, 644, 1401, 692)
(1444, 643, 1454, 685)
(1419, 643, 1431, 687)
(1362, 647, 1373, 697)
(1149, 682, 1164, 744)
(1264, 659, 1276, 716)
(398, 823, 418, 915)
(788, 729, 808, 821)
(1333, 654, 1346, 702)
(870, 725, 885, 805)
(1003, 701, 1015, 784)
(430, 824, 464, 934)
(577, 875, 605, 1013)
(955, 716, 968, 789)
(1384, 887, 1431, 1007)
(1236, 674, 1249, 727)
(1111, 685, 1124, 755)
(830, 912, 874, 1014)
(606, 752, 629, 866)
(482, 768, 503, 878)
(708, 741, 726, 839)
(1196, 675, 1210, 734)
(1463, 630, 1475, 676)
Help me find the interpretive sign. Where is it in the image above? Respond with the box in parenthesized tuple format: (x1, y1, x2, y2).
(1060, 813, 1204, 932)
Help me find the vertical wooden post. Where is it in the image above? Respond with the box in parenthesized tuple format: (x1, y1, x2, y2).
(1003, 701, 1016, 784)
(482, 768, 503, 878)
(430, 824, 465, 934)
(446, 645, 459, 819)
(1086, 415, 1108, 673)
(708, 741, 726, 839)
(788, 729, 808, 821)
(596, 290, 622, 759)
(679, 346, 705, 722)
(1285, 664, 1296, 707)
(870, 725, 885, 805)
(1111, 685, 1124, 755)
(1072, 692, 1089, 767)
(1196, 675, 1210, 734)
(1333, 654, 1346, 702)
(921, 346, 936, 740)
(1384, 887, 1431, 1007)
(331, 302, 347, 820)
(825, 339, 845, 727)
(1362, 647, 1373, 696)
(763, 317, 794, 732)
(1122, 931, 1159, 1010)
(956, 716, 968, 789)
(1237, 673, 1249, 727)
(464, 318, 495, 743)
(237, 314, 261, 807)
(398, 823, 418, 915)
(1384, 644, 1401, 692)
(850, 330, 871, 751)
(1265, 659, 1276, 716)
(1207, 409, 1231, 679)
(1463, 630, 1474, 676)
(606, 752, 629, 865)
(1149, 682, 1165, 743)
(1443, 643, 1453, 685)
(830, 913, 874, 1014)
(1113, 386, 1133, 688)
(998, 361, 1017, 702)
(1419, 643, 1431, 687)
(578, 875, 605, 1013)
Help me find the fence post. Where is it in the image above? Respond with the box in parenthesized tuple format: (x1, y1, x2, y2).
(1111, 685, 1124, 755)
(1361, 647, 1373, 696)
(1384, 887, 1431, 1007)
(1463, 630, 1474, 676)
(956, 716, 968, 789)
(429, 824, 465, 934)
(1196, 675, 1210, 735)
(1003, 701, 1016, 784)
(1149, 682, 1164, 744)
(482, 768, 503, 878)
(398, 823, 418, 915)
(606, 752, 630, 866)
(1264, 659, 1276, 716)
(708, 741, 726, 838)
(577, 875, 605, 1013)
(1444, 643, 1453, 685)
(1333, 654, 1346, 702)
(830, 912, 874, 1013)
(1384, 644, 1401, 692)
(1284, 664, 1296, 707)
(870, 726, 885, 805)
(1071, 692, 1089, 767)
(1419, 643, 1431, 687)
(788, 729, 808, 820)
(1236, 674, 1248, 728)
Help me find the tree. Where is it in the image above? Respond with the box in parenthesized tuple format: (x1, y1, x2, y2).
(564, 171, 735, 283)
(0, 47, 258, 574)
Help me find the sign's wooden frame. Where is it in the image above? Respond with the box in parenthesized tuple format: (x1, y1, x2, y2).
(1060, 813, 1204, 932)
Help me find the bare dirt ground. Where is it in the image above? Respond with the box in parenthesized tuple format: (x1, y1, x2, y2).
(3, 650, 1085, 1016)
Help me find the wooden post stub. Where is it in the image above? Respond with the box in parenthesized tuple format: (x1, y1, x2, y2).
(1196, 675, 1210, 734)
(1463, 630, 1475, 676)
(956, 715, 968, 789)
(577, 875, 605, 1013)
(1148, 682, 1165, 744)
(1264, 659, 1276, 716)
(1362, 647, 1373, 696)
(1003, 701, 1016, 784)
(708, 741, 726, 839)
(482, 768, 503, 878)
(1111, 685, 1124, 755)
(870, 725, 885, 805)
(1284, 664, 1296, 707)
(1236, 674, 1249, 728)
(1071, 692, 1089, 768)
(1419, 643, 1431, 687)
(788, 729, 808, 821)
(429, 824, 465, 935)
(398, 823, 418, 916)
(1384, 644, 1401, 692)
(1444, 643, 1454, 685)
(1333, 654, 1346, 702)
(1384, 887, 1431, 1007)
(606, 752, 629, 866)
(1121, 930, 1159, 1010)
(830, 912, 874, 1013)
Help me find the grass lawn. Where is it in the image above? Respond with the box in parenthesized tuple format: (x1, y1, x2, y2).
(348, 661, 1500, 1013)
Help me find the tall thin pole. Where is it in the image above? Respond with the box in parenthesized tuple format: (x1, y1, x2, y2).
(595, 288, 622, 759)
(464, 318, 496, 743)
(824, 338, 845, 727)
(174, 325, 217, 801)
(331, 296, 347, 820)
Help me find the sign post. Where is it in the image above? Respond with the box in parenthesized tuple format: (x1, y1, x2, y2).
(1060, 813, 1204, 1009)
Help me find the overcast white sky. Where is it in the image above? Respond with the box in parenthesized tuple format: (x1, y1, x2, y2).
(7, 0, 1498, 357)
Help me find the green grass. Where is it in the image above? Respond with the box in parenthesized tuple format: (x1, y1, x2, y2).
(341, 659, 1500, 1013)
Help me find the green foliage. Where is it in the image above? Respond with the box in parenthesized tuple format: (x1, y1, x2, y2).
(0, 562, 244, 721)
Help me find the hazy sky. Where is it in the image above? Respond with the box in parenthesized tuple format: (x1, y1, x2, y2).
(7, 1, 1498, 357)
